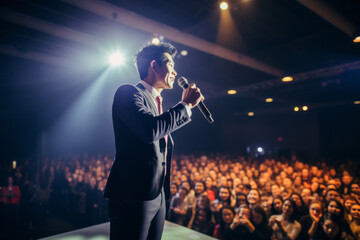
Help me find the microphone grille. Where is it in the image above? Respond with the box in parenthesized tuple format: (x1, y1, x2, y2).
(177, 77, 188, 89)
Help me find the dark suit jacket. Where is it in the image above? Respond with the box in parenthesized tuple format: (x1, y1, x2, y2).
(104, 83, 191, 201)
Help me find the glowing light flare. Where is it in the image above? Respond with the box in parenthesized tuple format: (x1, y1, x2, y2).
(151, 37, 160, 45)
(265, 98, 273, 103)
(294, 107, 299, 112)
(354, 101, 360, 104)
(257, 147, 263, 153)
(220, 1, 229, 10)
(302, 106, 308, 111)
(227, 90, 237, 95)
(180, 50, 188, 56)
(108, 51, 125, 67)
(353, 36, 360, 43)
(282, 76, 293, 82)
(248, 112, 254, 116)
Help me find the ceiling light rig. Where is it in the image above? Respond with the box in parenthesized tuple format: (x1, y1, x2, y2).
(282, 76, 293, 82)
(180, 50, 188, 56)
(151, 37, 160, 45)
(220, 1, 229, 10)
(353, 31, 360, 43)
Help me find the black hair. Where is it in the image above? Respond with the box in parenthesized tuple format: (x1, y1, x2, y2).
(271, 196, 284, 215)
(179, 186, 189, 195)
(220, 205, 236, 225)
(251, 205, 268, 227)
(197, 206, 212, 222)
(326, 199, 344, 220)
(320, 212, 341, 226)
(290, 193, 305, 207)
(283, 199, 299, 222)
(134, 42, 177, 80)
(197, 194, 211, 209)
(217, 186, 232, 206)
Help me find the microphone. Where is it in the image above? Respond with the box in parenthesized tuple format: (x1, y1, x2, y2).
(178, 77, 214, 123)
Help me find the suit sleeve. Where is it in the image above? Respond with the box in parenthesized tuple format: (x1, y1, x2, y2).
(113, 84, 191, 143)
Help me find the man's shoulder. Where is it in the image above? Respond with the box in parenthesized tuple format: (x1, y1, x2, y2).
(115, 83, 143, 96)
(116, 83, 137, 92)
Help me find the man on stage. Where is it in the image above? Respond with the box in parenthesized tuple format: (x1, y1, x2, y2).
(104, 42, 204, 240)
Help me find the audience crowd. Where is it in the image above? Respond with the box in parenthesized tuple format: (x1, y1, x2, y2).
(1, 153, 360, 240)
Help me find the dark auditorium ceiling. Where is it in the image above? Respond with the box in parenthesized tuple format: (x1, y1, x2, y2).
(1, 0, 360, 118)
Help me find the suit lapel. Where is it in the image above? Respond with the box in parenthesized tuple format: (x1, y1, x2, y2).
(136, 83, 159, 116)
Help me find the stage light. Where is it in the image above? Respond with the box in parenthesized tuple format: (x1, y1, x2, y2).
(302, 106, 308, 111)
(353, 32, 360, 43)
(248, 112, 254, 116)
(108, 51, 125, 67)
(180, 50, 188, 56)
(294, 107, 299, 112)
(265, 98, 273, 103)
(13, 161, 16, 169)
(151, 37, 160, 45)
(257, 147, 263, 153)
(282, 76, 293, 82)
(227, 89, 237, 95)
(354, 101, 360, 104)
(220, 1, 229, 10)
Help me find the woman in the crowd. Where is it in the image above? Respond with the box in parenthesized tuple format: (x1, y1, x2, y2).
(291, 193, 308, 219)
(191, 207, 215, 236)
(314, 213, 355, 240)
(299, 200, 323, 239)
(228, 204, 272, 240)
(292, 176, 304, 195)
(187, 194, 211, 228)
(168, 187, 189, 226)
(235, 193, 247, 213)
(213, 206, 235, 240)
(186, 181, 207, 222)
(170, 182, 178, 200)
(247, 189, 261, 209)
(343, 196, 357, 223)
(326, 199, 354, 237)
(211, 186, 233, 222)
(211, 186, 231, 212)
(204, 176, 216, 201)
(327, 200, 345, 220)
(349, 203, 360, 239)
(271, 196, 284, 216)
(269, 199, 301, 240)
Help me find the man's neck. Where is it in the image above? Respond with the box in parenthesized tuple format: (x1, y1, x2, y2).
(142, 79, 163, 94)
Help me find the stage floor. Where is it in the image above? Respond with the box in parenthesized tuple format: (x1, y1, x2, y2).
(40, 221, 216, 240)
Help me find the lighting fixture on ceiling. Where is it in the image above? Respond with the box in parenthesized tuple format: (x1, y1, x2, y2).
(282, 76, 293, 82)
(220, 1, 229, 10)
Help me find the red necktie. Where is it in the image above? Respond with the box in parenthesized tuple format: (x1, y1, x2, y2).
(156, 96, 168, 175)
(155, 96, 163, 115)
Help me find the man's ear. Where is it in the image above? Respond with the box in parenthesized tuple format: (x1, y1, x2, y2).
(150, 60, 158, 73)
